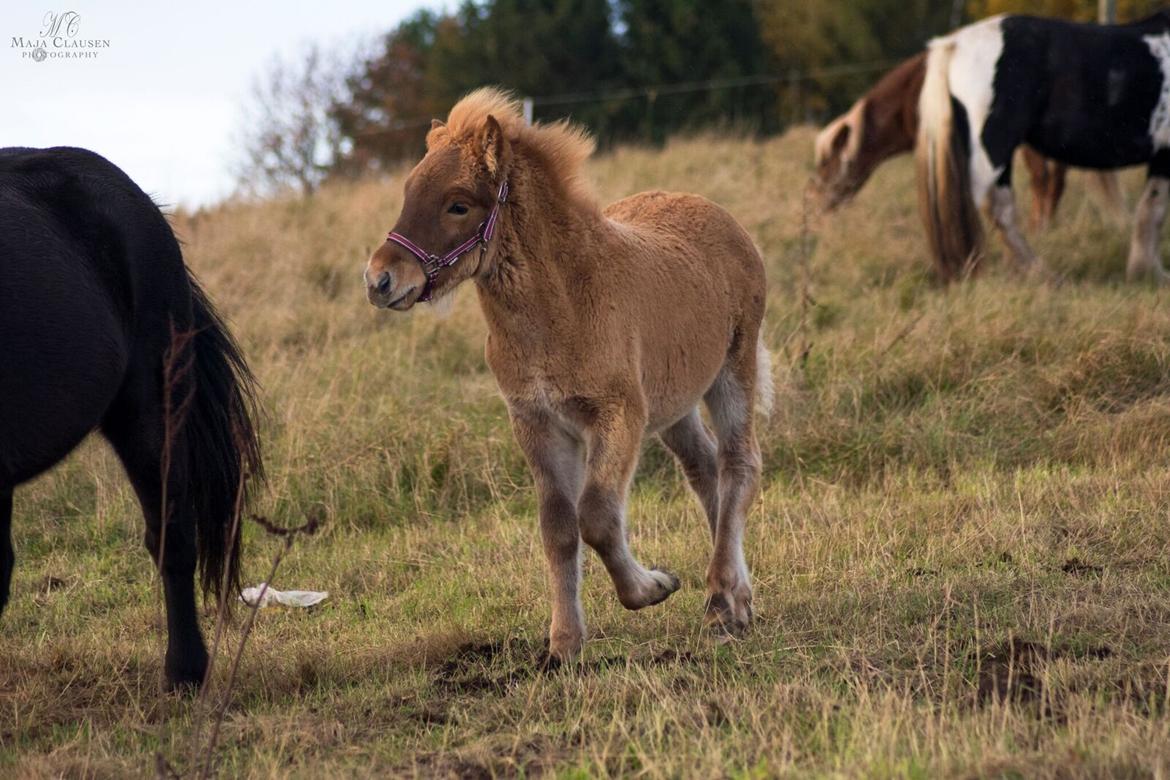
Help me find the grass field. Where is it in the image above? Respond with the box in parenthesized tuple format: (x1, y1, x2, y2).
(5, 128, 1170, 777)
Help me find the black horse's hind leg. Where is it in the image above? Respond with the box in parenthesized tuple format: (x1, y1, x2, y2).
(0, 487, 13, 615)
(103, 400, 208, 691)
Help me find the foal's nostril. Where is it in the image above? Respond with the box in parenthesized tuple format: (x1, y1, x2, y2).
(375, 271, 392, 295)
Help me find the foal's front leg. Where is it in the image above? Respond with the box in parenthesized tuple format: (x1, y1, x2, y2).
(578, 402, 680, 611)
(510, 410, 587, 661)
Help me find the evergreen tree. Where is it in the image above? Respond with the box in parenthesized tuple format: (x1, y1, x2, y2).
(616, 0, 777, 141)
(428, 0, 624, 134)
(755, 0, 953, 120)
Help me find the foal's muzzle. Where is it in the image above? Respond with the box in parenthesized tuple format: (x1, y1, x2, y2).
(364, 265, 419, 310)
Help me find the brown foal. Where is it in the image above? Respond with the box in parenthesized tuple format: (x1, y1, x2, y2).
(364, 88, 772, 661)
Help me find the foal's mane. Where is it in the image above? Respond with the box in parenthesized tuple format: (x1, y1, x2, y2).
(428, 87, 598, 208)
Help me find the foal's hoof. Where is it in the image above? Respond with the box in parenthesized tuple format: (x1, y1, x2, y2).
(619, 567, 681, 610)
(704, 590, 753, 640)
(648, 567, 682, 604)
(536, 651, 564, 672)
(545, 628, 585, 667)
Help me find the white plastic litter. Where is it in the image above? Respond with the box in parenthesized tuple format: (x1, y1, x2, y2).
(240, 584, 329, 608)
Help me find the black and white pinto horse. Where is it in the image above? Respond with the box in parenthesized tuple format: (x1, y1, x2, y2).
(0, 147, 262, 689)
(918, 12, 1170, 281)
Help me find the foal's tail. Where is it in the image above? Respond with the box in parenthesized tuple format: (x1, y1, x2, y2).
(916, 40, 983, 280)
(181, 277, 263, 602)
(754, 336, 775, 420)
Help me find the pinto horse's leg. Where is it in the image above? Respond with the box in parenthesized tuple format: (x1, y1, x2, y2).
(987, 179, 1040, 272)
(1091, 171, 1128, 228)
(0, 487, 13, 615)
(660, 408, 719, 540)
(1127, 171, 1170, 284)
(1046, 162, 1067, 229)
(1031, 157, 1069, 232)
(977, 137, 1040, 272)
(702, 343, 761, 638)
(1022, 147, 1054, 231)
(103, 397, 207, 691)
(577, 401, 681, 612)
(510, 409, 587, 661)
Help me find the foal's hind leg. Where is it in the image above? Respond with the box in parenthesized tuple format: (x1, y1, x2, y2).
(703, 345, 762, 638)
(103, 397, 207, 690)
(660, 408, 719, 540)
(1127, 169, 1170, 284)
(577, 400, 681, 612)
(0, 487, 13, 615)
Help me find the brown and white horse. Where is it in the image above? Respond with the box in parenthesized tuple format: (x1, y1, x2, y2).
(918, 14, 1165, 281)
(812, 52, 1123, 233)
(364, 89, 771, 662)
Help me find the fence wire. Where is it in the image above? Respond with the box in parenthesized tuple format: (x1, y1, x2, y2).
(379, 58, 899, 132)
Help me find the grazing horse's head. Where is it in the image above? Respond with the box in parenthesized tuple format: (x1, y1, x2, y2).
(365, 98, 513, 310)
(811, 52, 926, 212)
(811, 99, 870, 212)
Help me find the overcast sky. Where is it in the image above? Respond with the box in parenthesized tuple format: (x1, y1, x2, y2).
(0, 2, 439, 208)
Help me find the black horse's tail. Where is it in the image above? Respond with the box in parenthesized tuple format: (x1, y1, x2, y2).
(180, 277, 263, 602)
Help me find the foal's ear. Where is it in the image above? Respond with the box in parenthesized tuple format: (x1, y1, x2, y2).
(426, 119, 448, 150)
(478, 114, 511, 175)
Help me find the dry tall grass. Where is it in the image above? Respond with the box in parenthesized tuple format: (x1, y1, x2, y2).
(4, 128, 1170, 777)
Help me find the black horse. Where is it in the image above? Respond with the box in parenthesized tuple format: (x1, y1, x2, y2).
(0, 147, 262, 689)
(917, 11, 1170, 280)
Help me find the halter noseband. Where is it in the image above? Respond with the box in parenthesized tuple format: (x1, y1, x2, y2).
(386, 180, 509, 302)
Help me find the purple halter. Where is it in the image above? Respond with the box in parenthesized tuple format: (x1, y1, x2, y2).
(386, 180, 509, 302)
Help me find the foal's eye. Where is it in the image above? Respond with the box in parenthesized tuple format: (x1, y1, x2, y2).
(448, 202, 469, 215)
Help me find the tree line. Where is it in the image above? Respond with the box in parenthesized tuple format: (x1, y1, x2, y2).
(237, 0, 1164, 195)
